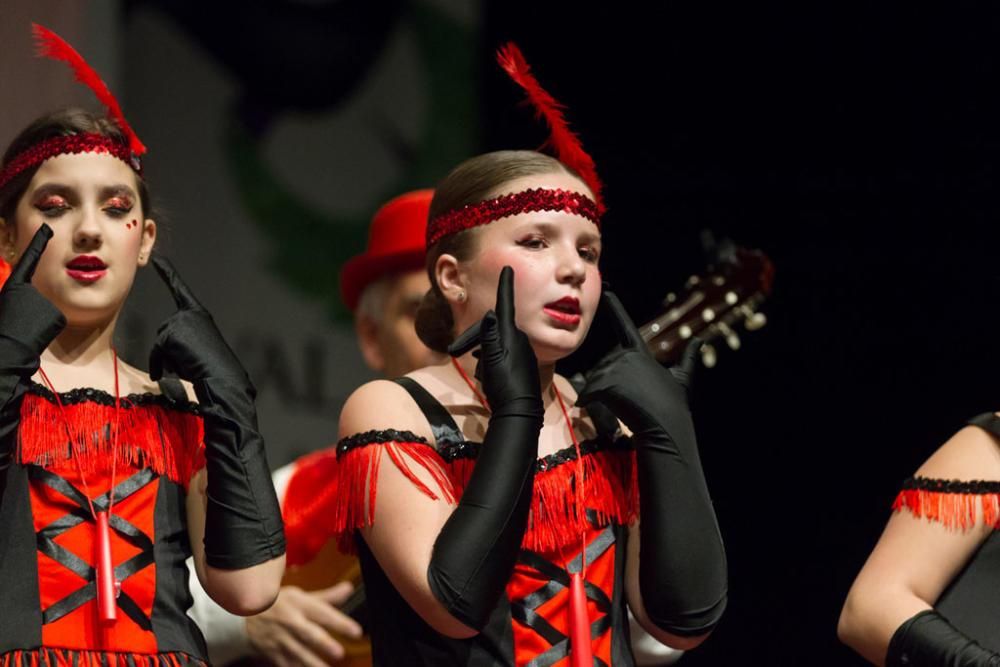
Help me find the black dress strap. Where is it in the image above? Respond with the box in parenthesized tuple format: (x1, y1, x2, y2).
(969, 412, 1000, 439)
(392, 377, 465, 447)
(157, 377, 189, 405)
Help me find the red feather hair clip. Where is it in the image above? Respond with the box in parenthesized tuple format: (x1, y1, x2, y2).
(32, 23, 147, 156)
(496, 42, 605, 213)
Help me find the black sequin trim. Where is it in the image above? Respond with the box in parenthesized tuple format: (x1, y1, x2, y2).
(437, 439, 479, 463)
(336, 429, 430, 457)
(438, 435, 633, 472)
(901, 476, 1000, 494)
(28, 381, 200, 414)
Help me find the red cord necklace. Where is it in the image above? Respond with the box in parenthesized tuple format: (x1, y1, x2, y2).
(38, 349, 122, 626)
(451, 357, 593, 666)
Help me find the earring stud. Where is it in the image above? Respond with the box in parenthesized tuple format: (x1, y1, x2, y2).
(457, 290, 467, 303)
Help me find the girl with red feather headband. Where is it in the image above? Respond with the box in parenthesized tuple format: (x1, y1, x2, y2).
(0, 25, 286, 665)
(316, 43, 728, 666)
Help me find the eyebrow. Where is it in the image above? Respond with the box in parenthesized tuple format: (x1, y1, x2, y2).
(31, 183, 74, 199)
(99, 184, 137, 200)
(30, 183, 137, 201)
(525, 220, 602, 244)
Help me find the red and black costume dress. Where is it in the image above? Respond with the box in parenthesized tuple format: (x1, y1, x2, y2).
(0, 378, 209, 666)
(891, 412, 1000, 654)
(283, 377, 640, 667)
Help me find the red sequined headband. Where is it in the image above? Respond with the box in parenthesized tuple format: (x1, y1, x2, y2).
(0, 134, 139, 192)
(0, 25, 146, 193)
(426, 188, 600, 246)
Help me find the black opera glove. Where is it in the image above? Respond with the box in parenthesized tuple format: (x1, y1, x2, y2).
(0, 225, 66, 474)
(149, 255, 285, 569)
(576, 289, 727, 636)
(887, 610, 1000, 666)
(427, 266, 543, 630)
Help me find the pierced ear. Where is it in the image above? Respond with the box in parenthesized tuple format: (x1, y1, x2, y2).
(137, 218, 157, 266)
(434, 253, 466, 304)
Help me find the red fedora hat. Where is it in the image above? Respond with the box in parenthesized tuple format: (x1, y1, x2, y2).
(340, 189, 433, 311)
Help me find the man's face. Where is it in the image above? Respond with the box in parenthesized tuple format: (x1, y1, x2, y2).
(371, 269, 444, 377)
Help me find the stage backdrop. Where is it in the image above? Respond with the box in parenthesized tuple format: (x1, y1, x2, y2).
(1, 0, 480, 467)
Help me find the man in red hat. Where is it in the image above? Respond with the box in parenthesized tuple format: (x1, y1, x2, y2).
(341, 189, 444, 378)
(190, 190, 440, 667)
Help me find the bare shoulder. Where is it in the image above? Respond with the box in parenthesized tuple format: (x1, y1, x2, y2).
(918, 418, 1000, 481)
(338, 379, 433, 442)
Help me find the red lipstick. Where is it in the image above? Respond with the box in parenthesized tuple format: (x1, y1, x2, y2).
(543, 296, 581, 326)
(66, 255, 107, 283)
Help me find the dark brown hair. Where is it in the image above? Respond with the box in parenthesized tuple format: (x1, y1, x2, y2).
(0, 108, 151, 222)
(415, 150, 580, 353)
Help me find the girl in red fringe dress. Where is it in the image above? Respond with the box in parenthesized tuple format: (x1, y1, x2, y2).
(838, 415, 1000, 665)
(0, 26, 286, 667)
(289, 45, 728, 666)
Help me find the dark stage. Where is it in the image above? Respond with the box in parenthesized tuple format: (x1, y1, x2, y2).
(485, 3, 1000, 665)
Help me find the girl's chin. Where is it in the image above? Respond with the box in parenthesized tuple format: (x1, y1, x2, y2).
(46, 293, 125, 327)
(528, 332, 585, 365)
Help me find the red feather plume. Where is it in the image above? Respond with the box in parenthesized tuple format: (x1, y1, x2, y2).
(32, 23, 147, 156)
(496, 42, 605, 213)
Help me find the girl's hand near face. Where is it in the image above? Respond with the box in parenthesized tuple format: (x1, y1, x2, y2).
(578, 288, 727, 648)
(449, 265, 542, 419)
(0, 224, 66, 486)
(0, 224, 66, 356)
(149, 255, 286, 615)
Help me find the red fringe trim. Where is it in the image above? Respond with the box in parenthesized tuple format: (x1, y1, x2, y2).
(282, 441, 457, 560)
(447, 447, 639, 553)
(893, 489, 1000, 531)
(285, 439, 638, 562)
(0, 648, 206, 667)
(18, 394, 205, 488)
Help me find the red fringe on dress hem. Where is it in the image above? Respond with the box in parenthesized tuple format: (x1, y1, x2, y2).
(18, 394, 205, 488)
(0, 647, 207, 667)
(893, 489, 1000, 531)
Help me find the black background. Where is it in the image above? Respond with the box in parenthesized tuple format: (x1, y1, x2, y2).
(483, 3, 1000, 665)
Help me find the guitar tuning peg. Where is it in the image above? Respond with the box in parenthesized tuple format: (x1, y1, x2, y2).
(663, 292, 677, 305)
(700, 342, 717, 368)
(717, 322, 741, 350)
(744, 310, 767, 331)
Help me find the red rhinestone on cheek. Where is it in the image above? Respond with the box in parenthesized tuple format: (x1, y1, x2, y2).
(427, 188, 601, 246)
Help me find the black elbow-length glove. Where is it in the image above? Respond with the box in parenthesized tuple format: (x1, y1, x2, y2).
(427, 266, 544, 630)
(149, 256, 285, 569)
(575, 289, 727, 636)
(886, 610, 1000, 666)
(0, 226, 66, 483)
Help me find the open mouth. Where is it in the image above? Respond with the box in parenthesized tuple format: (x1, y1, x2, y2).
(65, 255, 107, 283)
(543, 297, 581, 325)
